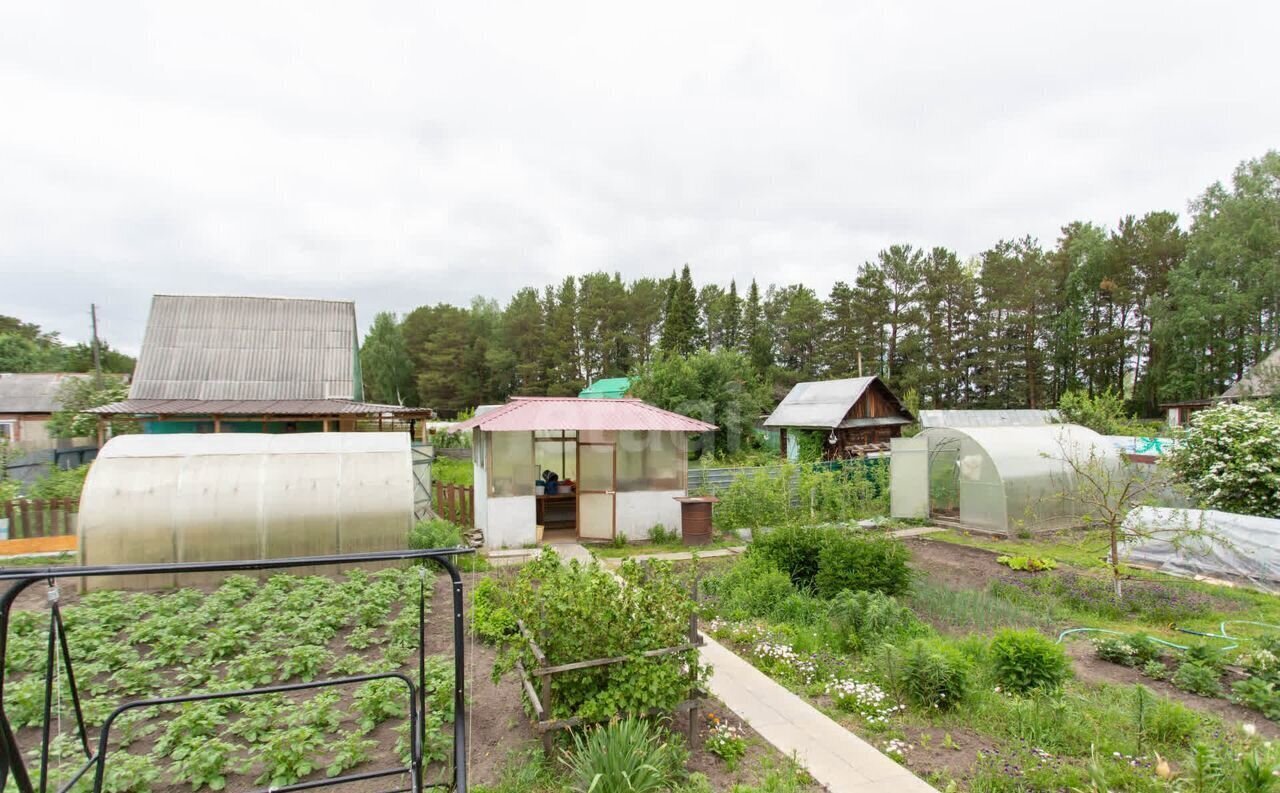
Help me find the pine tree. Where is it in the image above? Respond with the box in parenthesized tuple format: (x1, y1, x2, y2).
(359, 311, 415, 405)
(659, 264, 704, 356)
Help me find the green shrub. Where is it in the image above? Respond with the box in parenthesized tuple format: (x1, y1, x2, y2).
(409, 518, 463, 550)
(500, 551, 701, 721)
(1141, 660, 1169, 681)
(472, 577, 516, 642)
(1171, 661, 1222, 697)
(562, 718, 681, 793)
(827, 590, 922, 654)
(705, 555, 798, 622)
(989, 629, 1071, 694)
(29, 464, 90, 499)
(814, 533, 911, 598)
(888, 639, 971, 710)
(1232, 676, 1280, 720)
(751, 524, 826, 590)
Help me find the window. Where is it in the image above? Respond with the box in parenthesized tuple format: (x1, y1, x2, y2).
(0, 421, 14, 442)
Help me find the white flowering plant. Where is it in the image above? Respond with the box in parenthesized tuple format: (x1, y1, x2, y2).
(1166, 403, 1280, 518)
(704, 712, 748, 770)
(826, 678, 902, 727)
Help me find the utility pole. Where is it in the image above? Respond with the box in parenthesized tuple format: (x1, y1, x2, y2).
(90, 303, 103, 386)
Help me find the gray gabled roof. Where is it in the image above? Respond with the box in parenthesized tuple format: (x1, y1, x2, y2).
(0, 373, 90, 414)
(130, 295, 361, 401)
(764, 377, 911, 429)
(1222, 348, 1280, 400)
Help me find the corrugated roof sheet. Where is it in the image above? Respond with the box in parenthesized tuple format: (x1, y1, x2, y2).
(1222, 348, 1280, 399)
(451, 397, 715, 432)
(763, 377, 914, 429)
(0, 373, 90, 413)
(129, 295, 360, 401)
(87, 398, 429, 416)
(917, 409, 1061, 428)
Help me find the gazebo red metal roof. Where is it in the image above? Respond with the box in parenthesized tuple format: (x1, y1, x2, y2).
(451, 397, 715, 433)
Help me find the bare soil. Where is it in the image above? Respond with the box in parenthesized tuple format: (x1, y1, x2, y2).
(903, 537, 1017, 591)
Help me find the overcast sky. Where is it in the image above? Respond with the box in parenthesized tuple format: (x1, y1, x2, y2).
(2, 1, 1277, 354)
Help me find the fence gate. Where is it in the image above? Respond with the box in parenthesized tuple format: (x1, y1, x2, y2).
(411, 443, 434, 521)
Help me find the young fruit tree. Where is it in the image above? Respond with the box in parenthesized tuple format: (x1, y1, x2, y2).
(1048, 431, 1206, 600)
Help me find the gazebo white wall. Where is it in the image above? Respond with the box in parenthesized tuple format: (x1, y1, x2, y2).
(917, 424, 1116, 535)
(79, 433, 413, 587)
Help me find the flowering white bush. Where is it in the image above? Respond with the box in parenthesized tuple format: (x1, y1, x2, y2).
(1166, 404, 1280, 518)
(750, 640, 821, 683)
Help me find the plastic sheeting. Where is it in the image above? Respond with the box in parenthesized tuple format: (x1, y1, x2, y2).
(1122, 506, 1280, 588)
(78, 433, 414, 588)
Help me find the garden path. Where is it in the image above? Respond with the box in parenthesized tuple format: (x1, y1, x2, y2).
(562, 541, 940, 793)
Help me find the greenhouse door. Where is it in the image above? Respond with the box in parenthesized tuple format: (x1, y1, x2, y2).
(577, 442, 616, 541)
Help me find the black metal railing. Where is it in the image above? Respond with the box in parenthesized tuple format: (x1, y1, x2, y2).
(0, 547, 474, 793)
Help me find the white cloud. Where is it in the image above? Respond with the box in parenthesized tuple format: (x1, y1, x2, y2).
(1, 0, 1277, 353)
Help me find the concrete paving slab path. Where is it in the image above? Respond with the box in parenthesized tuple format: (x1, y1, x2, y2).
(700, 634, 938, 793)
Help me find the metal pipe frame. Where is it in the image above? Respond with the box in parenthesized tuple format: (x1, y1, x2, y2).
(0, 547, 474, 793)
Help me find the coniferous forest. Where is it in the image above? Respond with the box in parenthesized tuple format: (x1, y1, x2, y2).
(361, 151, 1280, 415)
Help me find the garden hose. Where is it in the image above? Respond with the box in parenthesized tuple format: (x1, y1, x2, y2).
(1056, 627, 1192, 651)
(1173, 620, 1280, 650)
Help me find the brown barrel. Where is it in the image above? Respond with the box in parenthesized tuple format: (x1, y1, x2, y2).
(675, 496, 719, 545)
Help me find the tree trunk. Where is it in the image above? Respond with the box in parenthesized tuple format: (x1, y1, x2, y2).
(1110, 527, 1123, 601)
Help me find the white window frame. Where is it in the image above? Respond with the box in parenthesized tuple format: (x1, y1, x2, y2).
(0, 420, 15, 442)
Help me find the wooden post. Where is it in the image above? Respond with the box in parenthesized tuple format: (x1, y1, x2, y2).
(538, 605, 554, 755)
(34, 499, 45, 537)
(214, 415, 222, 433)
(466, 486, 475, 528)
(96, 415, 106, 447)
(687, 568, 700, 746)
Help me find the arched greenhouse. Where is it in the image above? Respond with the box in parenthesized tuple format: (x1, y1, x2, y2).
(78, 432, 415, 586)
(891, 424, 1119, 535)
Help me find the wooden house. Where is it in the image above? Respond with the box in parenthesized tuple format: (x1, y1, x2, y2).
(88, 294, 432, 441)
(763, 377, 914, 459)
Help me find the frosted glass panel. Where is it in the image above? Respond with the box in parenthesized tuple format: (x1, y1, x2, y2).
(579, 493, 614, 540)
(490, 431, 535, 497)
(616, 431, 683, 492)
(579, 444, 615, 491)
(536, 439, 576, 481)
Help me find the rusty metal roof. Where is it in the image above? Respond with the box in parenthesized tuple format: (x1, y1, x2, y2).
(0, 373, 90, 413)
(87, 398, 431, 417)
(129, 295, 361, 401)
(451, 397, 715, 432)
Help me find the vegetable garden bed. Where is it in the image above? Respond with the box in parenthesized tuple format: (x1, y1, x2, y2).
(699, 525, 1280, 792)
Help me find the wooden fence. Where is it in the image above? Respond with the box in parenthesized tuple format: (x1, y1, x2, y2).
(2, 498, 79, 539)
(433, 483, 474, 528)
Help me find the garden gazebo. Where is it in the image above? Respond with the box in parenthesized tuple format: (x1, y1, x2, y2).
(451, 397, 714, 548)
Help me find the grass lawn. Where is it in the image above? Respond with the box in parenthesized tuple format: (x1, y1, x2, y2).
(590, 531, 744, 559)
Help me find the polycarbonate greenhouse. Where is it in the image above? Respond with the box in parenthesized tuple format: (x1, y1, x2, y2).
(891, 424, 1118, 535)
(78, 433, 415, 586)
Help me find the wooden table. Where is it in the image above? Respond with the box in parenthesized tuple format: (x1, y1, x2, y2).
(536, 493, 576, 529)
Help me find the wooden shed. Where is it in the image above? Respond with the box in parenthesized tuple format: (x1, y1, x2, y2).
(764, 377, 914, 459)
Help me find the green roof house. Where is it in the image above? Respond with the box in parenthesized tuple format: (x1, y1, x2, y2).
(578, 377, 631, 399)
